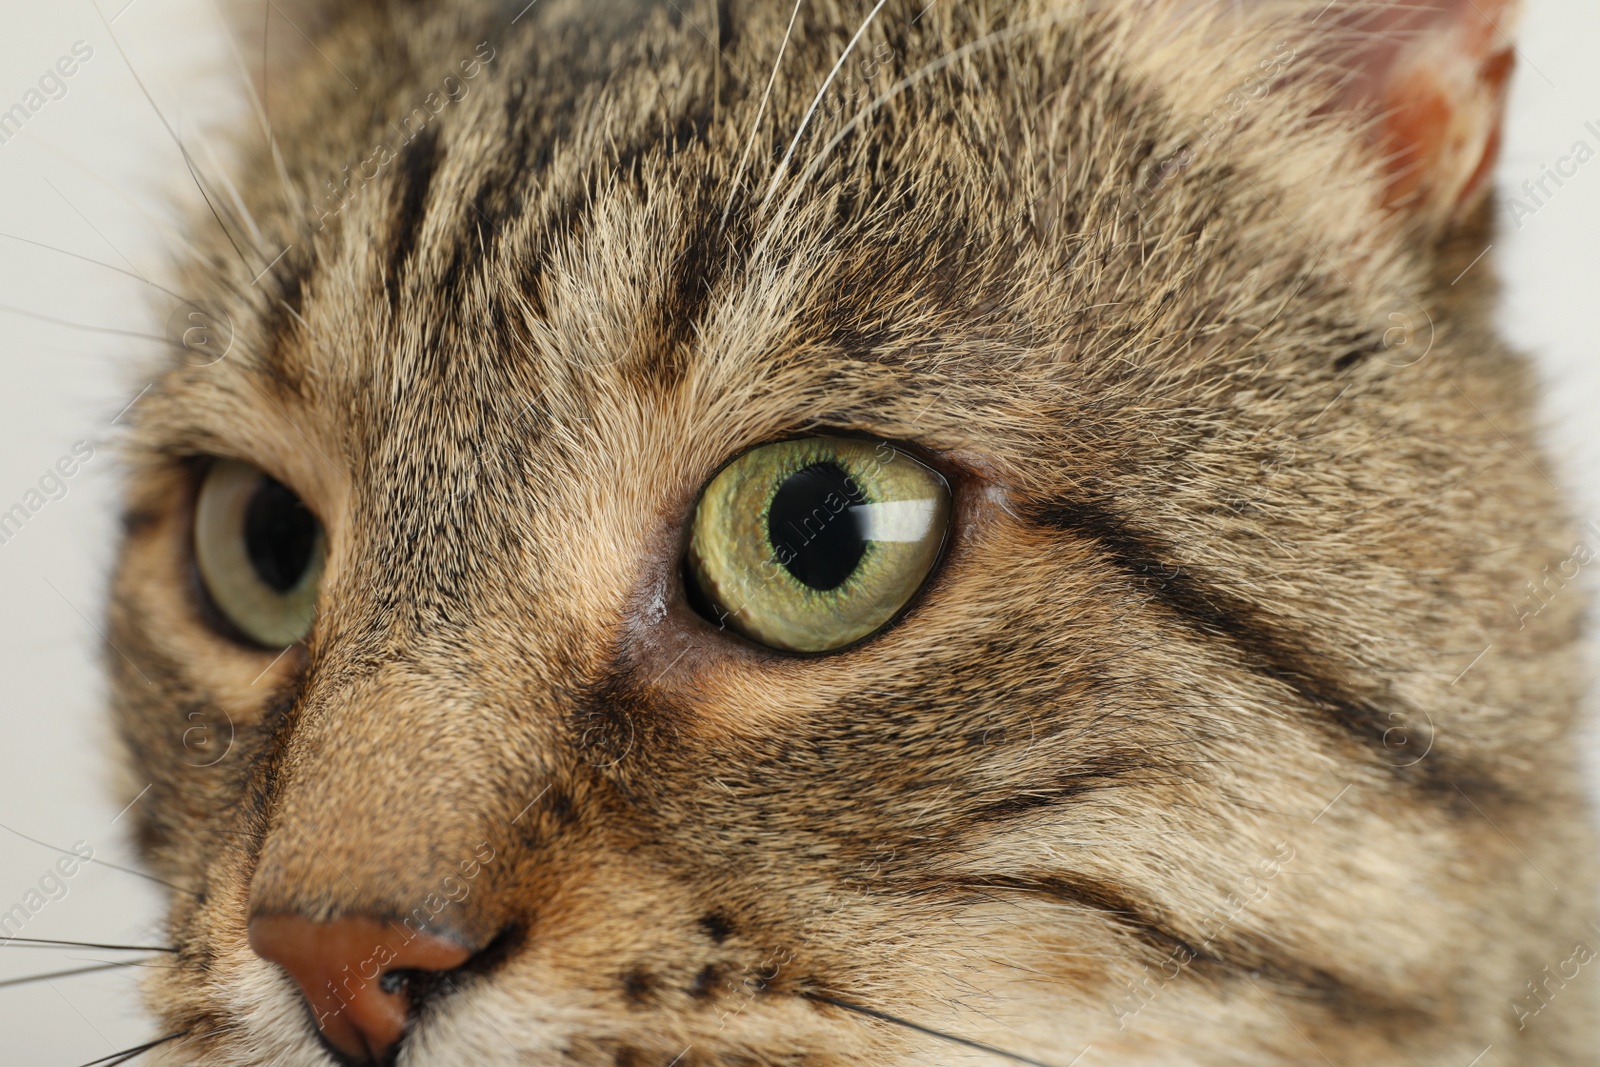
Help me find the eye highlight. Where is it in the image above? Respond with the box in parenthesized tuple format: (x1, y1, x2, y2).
(686, 437, 951, 653)
(193, 460, 326, 648)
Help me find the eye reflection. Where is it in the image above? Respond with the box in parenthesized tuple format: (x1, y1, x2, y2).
(686, 437, 950, 653)
(767, 463, 870, 591)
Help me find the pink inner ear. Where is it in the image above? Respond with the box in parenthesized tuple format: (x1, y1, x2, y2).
(1328, 0, 1517, 221)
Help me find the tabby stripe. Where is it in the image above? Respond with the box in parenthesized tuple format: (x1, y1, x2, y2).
(932, 872, 1417, 1023)
(928, 871, 1214, 961)
(442, 80, 555, 304)
(961, 750, 1149, 823)
(1026, 497, 1434, 779)
(258, 245, 313, 396)
(387, 126, 443, 309)
(648, 209, 731, 386)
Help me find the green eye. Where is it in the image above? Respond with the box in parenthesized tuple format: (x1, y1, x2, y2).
(193, 460, 326, 648)
(686, 437, 951, 653)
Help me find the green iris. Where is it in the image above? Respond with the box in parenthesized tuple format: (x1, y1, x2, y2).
(686, 437, 951, 652)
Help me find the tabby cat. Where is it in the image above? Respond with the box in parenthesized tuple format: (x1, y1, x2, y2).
(106, 0, 1598, 1063)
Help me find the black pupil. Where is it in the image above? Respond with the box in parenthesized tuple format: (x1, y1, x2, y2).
(766, 462, 870, 591)
(244, 478, 318, 592)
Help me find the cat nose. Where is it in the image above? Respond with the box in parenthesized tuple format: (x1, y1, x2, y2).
(247, 913, 473, 1064)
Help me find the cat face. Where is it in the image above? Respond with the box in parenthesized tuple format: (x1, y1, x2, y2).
(108, 1, 1596, 1064)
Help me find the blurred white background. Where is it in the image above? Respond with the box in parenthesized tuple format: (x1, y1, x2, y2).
(0, 1, 1595, 1064)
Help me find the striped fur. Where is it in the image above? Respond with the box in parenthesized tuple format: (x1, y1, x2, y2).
(108, 1, 1597, 1063)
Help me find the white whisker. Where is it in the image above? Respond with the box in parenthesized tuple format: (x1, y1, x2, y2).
(720, 0, 807, 231)
(758, 0, 892, 216)
(754, 11, 1072, 263)
(42, 177, 148, 280)
(204, 0, 305, 218)
(93, 0, 260, 270)
(13, 131, 217, 269)
(197, 129, 266, 249)
(0, 303, 174, 345)
(179, 141, 257, 268)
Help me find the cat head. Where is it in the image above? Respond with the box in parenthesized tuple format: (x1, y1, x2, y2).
(109, 1, 1594, 1064)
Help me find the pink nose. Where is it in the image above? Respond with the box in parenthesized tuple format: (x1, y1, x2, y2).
(248, 914, 471, 1063)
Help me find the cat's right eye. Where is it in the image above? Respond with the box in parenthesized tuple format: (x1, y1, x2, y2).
(685, 437, 951, 653)
(193, 459, 326, 648)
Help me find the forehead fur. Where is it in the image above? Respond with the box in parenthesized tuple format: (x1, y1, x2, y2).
(137, 0, 1413, 606)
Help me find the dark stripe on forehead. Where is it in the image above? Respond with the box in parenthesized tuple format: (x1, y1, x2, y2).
(466, 84, 546, 247)
(255, 243, 315, 397)
(437, 81, 574, 312)
(435, 75, 712, 316)
(387, 125, 443, 309)
(445, 122, 732, 368)
(642, 203, 735, 388)
(1025, 497, 1446, 786)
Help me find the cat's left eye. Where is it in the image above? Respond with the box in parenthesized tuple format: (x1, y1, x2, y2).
(685, 437, 951, 653)
(193, 459, 326, 648)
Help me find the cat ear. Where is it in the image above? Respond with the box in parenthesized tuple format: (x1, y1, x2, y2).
(1314, 0, 1518, 230)
(1133, 0, 1519, 232)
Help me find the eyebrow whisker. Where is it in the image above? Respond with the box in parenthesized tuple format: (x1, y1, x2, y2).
(0, 303, 179, 346)
(92, 0, 261, 277)
(0, 822, 202, 901)
(721, 0, 806, 231)
(0, 231, 193, 305)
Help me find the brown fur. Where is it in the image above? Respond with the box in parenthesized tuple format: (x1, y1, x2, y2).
(108, 0, 1598, 1063)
